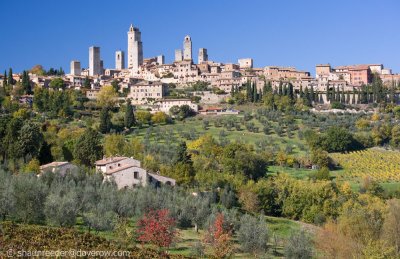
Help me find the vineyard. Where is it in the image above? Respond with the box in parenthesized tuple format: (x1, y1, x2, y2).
(331, 149, 400, 182)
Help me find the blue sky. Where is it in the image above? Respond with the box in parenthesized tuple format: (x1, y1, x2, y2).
(1, 0, 399, 75)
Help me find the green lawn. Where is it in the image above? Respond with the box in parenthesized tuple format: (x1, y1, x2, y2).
(268, 165, 314, 180)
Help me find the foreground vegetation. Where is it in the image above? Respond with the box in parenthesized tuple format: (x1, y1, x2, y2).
(1, 68, 400, 257)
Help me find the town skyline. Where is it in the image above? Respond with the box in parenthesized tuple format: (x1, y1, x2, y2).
(1, 0, 400, 74)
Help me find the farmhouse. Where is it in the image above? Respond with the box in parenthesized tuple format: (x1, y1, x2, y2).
(95, 156, 176, 189)
(39, 162, 78, 176)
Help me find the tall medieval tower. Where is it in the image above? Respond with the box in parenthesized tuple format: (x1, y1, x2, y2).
(127, 24, 143, 72)
(183, 35, 192, 61)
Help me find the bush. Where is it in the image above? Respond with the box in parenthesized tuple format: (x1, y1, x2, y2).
(237, 214, 269, 255)
(284, 230, 313, 259)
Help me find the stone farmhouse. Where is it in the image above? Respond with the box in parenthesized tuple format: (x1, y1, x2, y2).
(95, 156, 176, 189)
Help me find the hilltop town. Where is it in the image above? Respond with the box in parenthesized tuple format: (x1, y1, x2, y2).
(1, 23, 400, 259)
(2, 24, 399, 112)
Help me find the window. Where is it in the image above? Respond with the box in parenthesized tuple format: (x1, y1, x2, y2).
(134, 171, 139, 179)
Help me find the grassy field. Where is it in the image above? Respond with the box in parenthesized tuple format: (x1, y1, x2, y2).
(129, 114, 308, 156)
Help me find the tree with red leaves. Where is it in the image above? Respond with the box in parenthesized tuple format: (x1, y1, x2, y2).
(136, 209, 177, 251)
(203, 213, 233, 258)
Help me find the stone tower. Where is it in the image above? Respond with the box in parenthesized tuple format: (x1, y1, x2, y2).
(127, 24, 143, 72)
(183, 35, 192, 61)
(198, 48, 208, 64)
(70, 60, 81, 76)
(89, 46, 101, 76)
(175, 49, 183, 62)
(115, 50, 125, 70)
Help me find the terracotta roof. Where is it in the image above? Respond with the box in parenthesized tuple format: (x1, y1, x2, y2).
(95, 157, 127, 166)
(104, 164, 136, 175)
(40, 161, 70, 169)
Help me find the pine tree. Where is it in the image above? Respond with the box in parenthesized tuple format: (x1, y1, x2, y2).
(99, 107, 111, 134)
(124, 101, 135, 128)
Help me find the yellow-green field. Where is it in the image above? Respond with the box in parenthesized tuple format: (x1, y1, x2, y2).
(331, 148, 400, 182)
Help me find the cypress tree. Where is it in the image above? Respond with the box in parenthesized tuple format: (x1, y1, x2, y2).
(299, 85, 303, 98)
(84, 77, 91, 88)
(390, 81, 395, 104)
(267, 81, 272, 92)
(310, 84, 315, 103)
(125, 101, 135, 128)
(352, 87, 356, 104)
(8, 68, 13, 85)
(288, 83, 294, 101)
(283, 84, 288, 96)
(332, 86, 336, 103)
(253, 82, 258, 102)
(263, 80, 268, 95)
(230, 85, 235, 97)
(346, 91, 350, 104)
(341, 87, 345, 104)
(22, 71, 32, 94)
(99, 107, 111, 134)
(246, 80, 252, 101)
(304, 86, 311, 106)
(278, 81, 283, 95)
(258, 89, 263, 102)
(3, 70, 7, 86)
(326, 82, 330, 102)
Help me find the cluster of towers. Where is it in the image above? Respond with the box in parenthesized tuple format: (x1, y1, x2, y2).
(70, 24, 209, 77)
(113, 24, 144, 73)
(175, 36, 208, 64)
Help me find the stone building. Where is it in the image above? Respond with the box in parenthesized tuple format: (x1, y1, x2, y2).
(70, 60, 81, 76)
(183, 35, 192, 61)
(198, 48, 208, 64)
(155, 99, 198, 113)
(89, 46, 101, 76)
(127, 24, 143, 72)
(96, 157, 175, 189)
(40, 162, 78, 176)
(238, 58, 253, 69)
(264, 66, 310, 80)
(128, 80, 167, 104)
(115, 50, 125, 70)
